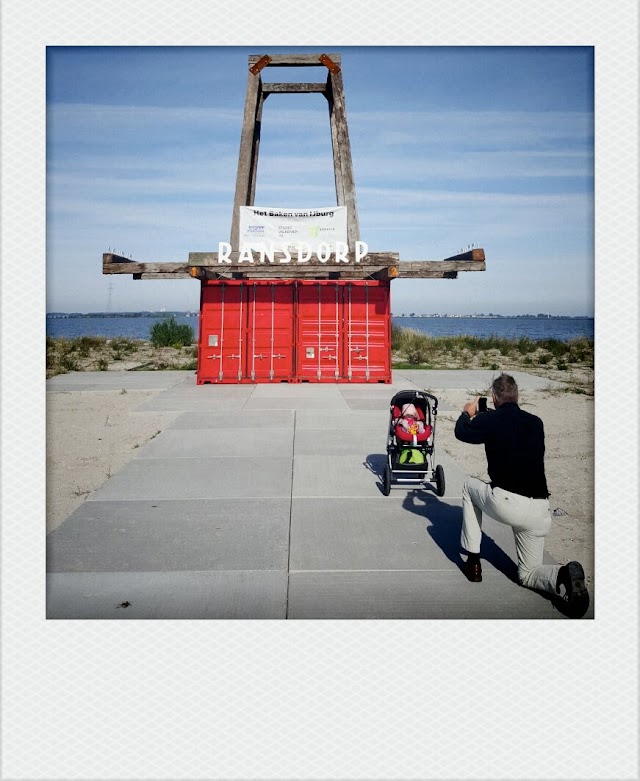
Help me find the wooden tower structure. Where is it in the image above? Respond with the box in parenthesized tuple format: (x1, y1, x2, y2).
(103, 53, 486, 383)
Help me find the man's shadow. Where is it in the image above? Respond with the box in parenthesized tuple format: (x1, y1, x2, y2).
(405, 487, 575, 615)
(365, 455, 578, 616)
(364, 454, 514, 578)
(402, 488, 520, 583)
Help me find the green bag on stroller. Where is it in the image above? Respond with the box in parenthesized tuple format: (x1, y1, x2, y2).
(399, 448, 425, 465)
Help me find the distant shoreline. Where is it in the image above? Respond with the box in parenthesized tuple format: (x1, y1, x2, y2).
(46, 311, 594, 320)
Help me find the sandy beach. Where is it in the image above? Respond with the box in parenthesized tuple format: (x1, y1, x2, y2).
(46, 369, 594, 589)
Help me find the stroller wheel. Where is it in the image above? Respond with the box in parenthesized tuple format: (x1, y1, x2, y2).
(382, 464, 392, 496)
(435, 464, 445, 497)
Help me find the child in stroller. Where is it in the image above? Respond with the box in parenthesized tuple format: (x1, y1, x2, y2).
(382, 390, 445, 496)
(395, 402, 428, 445)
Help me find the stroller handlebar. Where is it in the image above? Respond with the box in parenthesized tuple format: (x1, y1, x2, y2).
(422, 391, 439, 414)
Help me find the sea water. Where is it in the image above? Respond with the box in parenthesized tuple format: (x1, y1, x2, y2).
(46, 314, 594, 343)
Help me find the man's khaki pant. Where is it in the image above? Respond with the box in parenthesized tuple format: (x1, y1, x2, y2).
(461, 477, 560, 594)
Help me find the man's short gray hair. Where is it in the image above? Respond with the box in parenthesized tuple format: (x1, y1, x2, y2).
(492, 373, 519, 404)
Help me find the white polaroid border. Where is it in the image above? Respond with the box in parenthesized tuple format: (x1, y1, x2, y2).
(1, 2, 638, 780)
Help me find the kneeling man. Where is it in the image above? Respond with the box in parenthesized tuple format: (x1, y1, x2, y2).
(455, 373, 589, 618)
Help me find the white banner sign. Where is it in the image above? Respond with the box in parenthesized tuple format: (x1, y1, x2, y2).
(239, 206, 348, 252)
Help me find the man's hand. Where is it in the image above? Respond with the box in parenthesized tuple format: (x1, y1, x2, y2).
(463, 396, 480, 417)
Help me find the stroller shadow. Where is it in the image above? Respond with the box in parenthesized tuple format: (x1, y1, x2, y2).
(364, 453, 388, 493)
(402, 488, 520, 583)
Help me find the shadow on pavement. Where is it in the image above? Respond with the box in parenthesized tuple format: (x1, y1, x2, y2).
(402, 488, 519, 583)
(364, 453, 387, 492)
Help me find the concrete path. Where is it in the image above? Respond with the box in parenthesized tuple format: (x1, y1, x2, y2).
(47, 369, 591, 619)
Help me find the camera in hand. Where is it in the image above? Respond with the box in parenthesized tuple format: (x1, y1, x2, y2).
(478, 396, 488, 413)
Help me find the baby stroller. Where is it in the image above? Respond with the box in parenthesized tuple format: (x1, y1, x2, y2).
(382, 389, 445, 497)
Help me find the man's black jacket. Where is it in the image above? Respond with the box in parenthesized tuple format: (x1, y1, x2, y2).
(454, 402, 549, 499)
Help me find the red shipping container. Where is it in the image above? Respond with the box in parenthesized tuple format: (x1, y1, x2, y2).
(198, 281, 295, 383)
(197, 279, 390, 384)
(343, 281, 390, 383)
(296, 281, 391, 382)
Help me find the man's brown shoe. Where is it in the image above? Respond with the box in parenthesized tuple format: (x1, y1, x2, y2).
(464, 559, 482, 582)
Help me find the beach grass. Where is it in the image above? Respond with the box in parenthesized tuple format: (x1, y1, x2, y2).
(46, 328, 594, 393)
(46, 336, 196, 377)
(390, 326, 593, 393)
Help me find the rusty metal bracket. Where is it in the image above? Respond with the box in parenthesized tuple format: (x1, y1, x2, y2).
(319, 53, 341, 74)
(249, 55, 272, 75)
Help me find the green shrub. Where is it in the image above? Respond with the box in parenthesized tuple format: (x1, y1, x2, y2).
(150, 317, 194, 348)
(538, 338, 569, 357)
(516, 336, 535, 355)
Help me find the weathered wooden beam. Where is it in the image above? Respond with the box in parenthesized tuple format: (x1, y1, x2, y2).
(104, 253, 485, 280)
(230, 69, 263, 249)
(188, 251, 399, 267)
(192, 267, 391, 281)
(326, 70, 360, 248)
(248, 54, 341, 67)
(133, 273, 192, 280)
(247, 92, 267, 207)
(262, 83, 327, 94)
(194, 267, 393, 280)
(104, 258, 191, 275)
(397, 260, 485, 275)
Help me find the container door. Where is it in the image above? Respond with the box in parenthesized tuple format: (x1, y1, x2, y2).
(296, 282, 341, 381)
(246, 283, 295, 381)
(199, 283, 246, 382)
(343, 282, 391, 382)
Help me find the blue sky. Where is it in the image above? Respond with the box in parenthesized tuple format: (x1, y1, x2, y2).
(46, 46, 594, 315)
